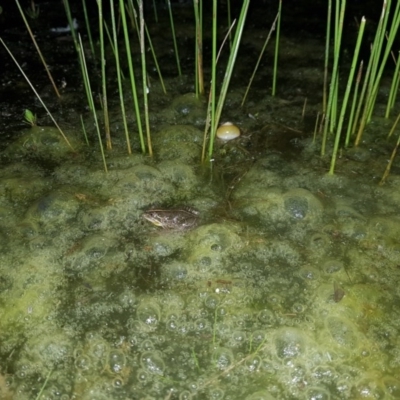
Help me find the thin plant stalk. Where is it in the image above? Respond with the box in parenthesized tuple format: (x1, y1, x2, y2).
(82, 0, 95, 59)
(35, 369, 53, 400)
(385, 51, 400, 117)
(152, 0, 158, 22)
(387, 108, 400, 139)
(202, 0, 217, 163)
(129, 0, 166, 94)
(15, 0, 61, 98)
(80, 114, 89, 145)
(321, 0, 346, 156)
(78, 34, 108, 172)
(110, 0, 132, 154)
(0, 38, 74, 150)
(138, 0, 153, 156)
(208, 0, 250, 160)
(193, 0, 204, 96)
(226, 0, 232, 49)
(380, 128, 400, 185)
(329, 16, 365, 175)
(313, 112, 321, 143)
(272, 0, 282, 96)
(98, 0, 111, 149)
(356, 0, 400, 144)
(63, 0, 93, 110)
(323, 0, 332, 113)
(166, 0, 182, 76)
(345, 60, 363, 147)
(241, 12, 279, 106)
(121, 0, 146, 153)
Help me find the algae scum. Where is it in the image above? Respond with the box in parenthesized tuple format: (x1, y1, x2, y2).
(1, 1, 400, 399)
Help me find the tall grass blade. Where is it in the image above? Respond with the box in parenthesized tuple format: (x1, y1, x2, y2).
(272, 0, 282, 96)
(241, 12, 279, 106)
(208, 0, 250, 160)
(15, 0, 61, 98)
(138, 0, 153, 156)
(166, 0, 182, 76)
(329, 17, 365, 175)
(78, 34, 108, 172)
(110, 0, 132, 154)
(98, 0, 111, 149)
(122, 0, 146, 153)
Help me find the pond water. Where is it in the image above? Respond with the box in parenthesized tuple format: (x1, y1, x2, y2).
(0, 1, 400, 399)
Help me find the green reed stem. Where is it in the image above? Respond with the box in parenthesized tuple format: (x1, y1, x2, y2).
(380, 126, 400, 185)
(121, 0, 146, 153)
(63, 0, 93, 110)
(82, 0, 95, 59)
(323, 0, 332, 114)
(98, 0, 111, 149)
(321, 0, 345, 156)
(329, 17, 365, 175)
(227, 0, 232, 49)
(166, 0, 182, 76)
(35, 369, 53, 400)
(387, 109, 400, 139)
(202, 0, 217, 163)
(80, 114, 89, 145)
(110, 0, 131, 154)
(241, 11, 279, 106)
(15, 0, 60, 98)
(138, 0, 153, 156)
(356, 0, 400, 145)
(152, 0, 158, 22)
(385, 51, 400, 117)
(208, 0, 250, 160)
(193, 0, 204, 97)
(345, 60, 363, 147)
(272, 0, 282, 96)
(78, 33, 107, 172)
(127, 0, 165, 95)
(0, 38, 74, 151)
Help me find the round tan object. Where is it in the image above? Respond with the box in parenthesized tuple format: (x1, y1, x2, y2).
(216, 122, 241, 141)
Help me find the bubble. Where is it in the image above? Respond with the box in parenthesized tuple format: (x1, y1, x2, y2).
(305, 386, 331, 400)
(194, 318, 208, 332)
(204, 294, 220, 309)
(208, 387, 225, 399)
(245, 355, 262, 372)
(298, 267, 320, 281)
(74, 355, 92, 372)
(323, 259, 343, 274)
(136, 300, 161, 330)
(325, 316, 358, 349)
(382, 376, 400, 396)
(251, 330, 267, 347)
(136, 368, 150, 383)
(245, 391, 275, 400)
(213, 347, 234, 370)
(140, 339, 155, 351)
(140, 351, 165, 375)
(274, 328, 306, 360)
(258, 309, 275, 326)
(232, 330, 247, 344)
(105, 350, 125, 375)
(113, 377, 124, 388)
(179, 390, 193, 400)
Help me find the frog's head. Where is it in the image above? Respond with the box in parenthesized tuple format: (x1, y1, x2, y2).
(142, 210, 165, 227)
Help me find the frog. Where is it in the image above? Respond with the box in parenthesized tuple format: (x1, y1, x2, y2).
(143, 208, 199, 230)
